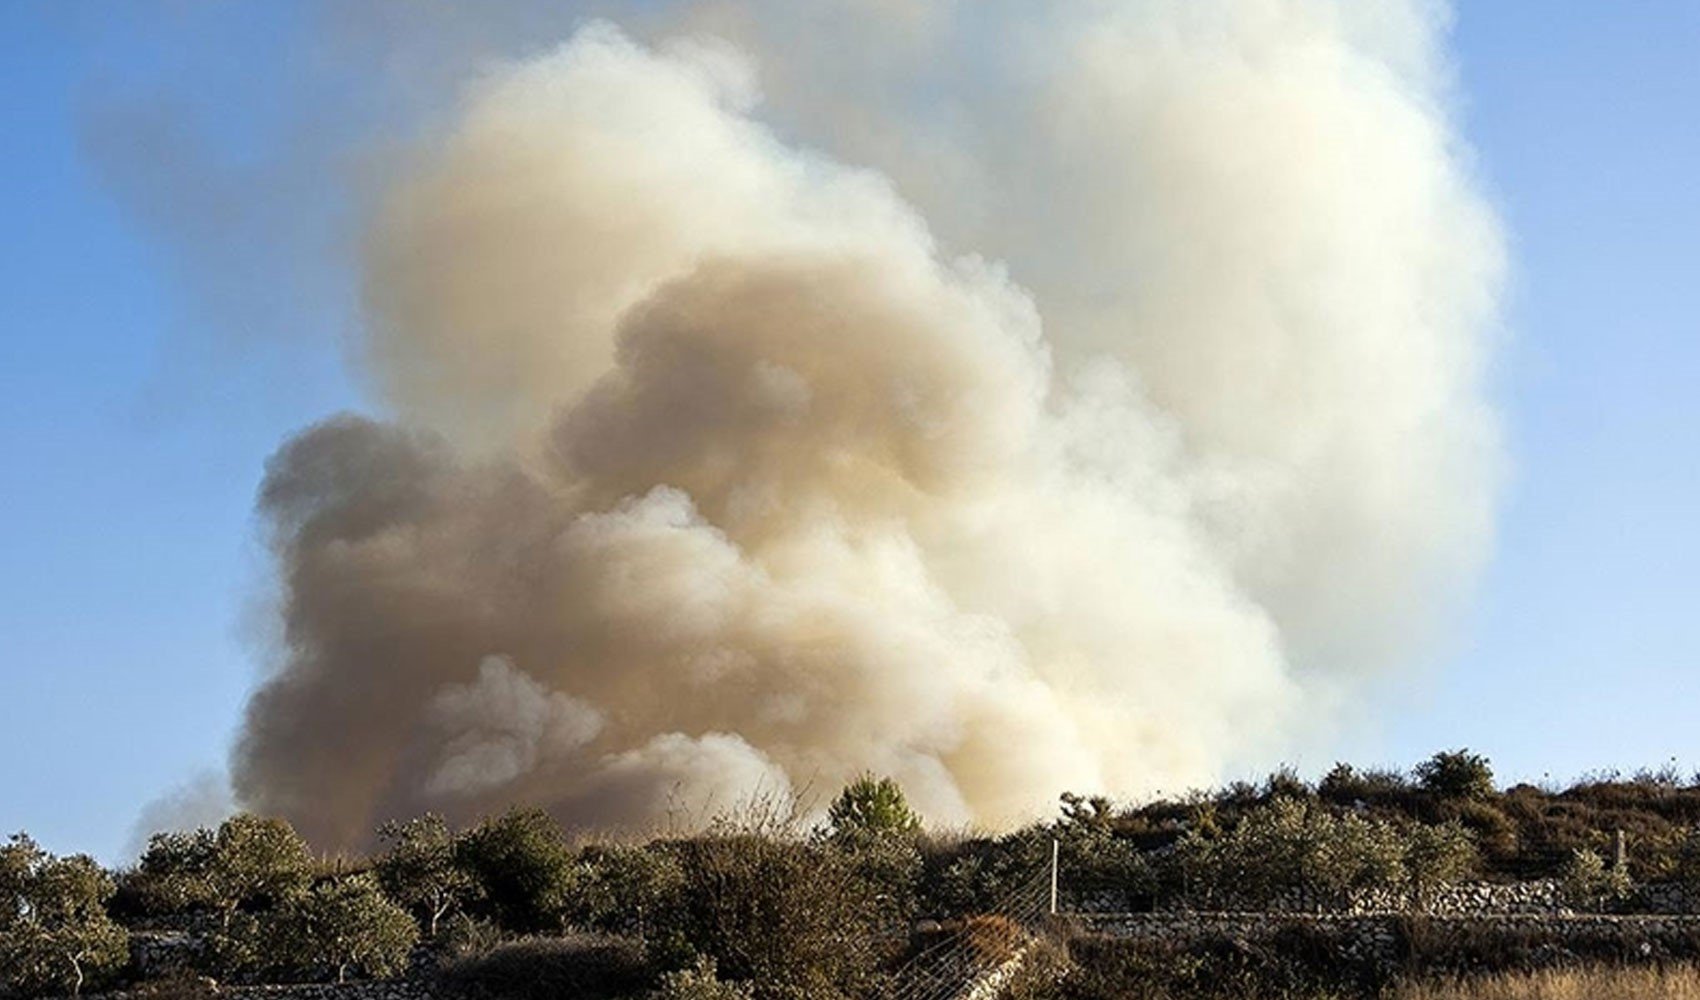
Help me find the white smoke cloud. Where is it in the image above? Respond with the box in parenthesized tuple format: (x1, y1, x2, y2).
(425, 656, 606, 797)
(230, 2, 1503, 847)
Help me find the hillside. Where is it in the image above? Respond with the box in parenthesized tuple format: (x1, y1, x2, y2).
(10, 755, 1700, 999)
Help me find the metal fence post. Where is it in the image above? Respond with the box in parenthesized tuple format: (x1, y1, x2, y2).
(1050, 837, 1060, 915)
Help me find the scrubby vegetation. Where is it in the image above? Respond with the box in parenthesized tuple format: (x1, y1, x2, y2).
(13, 753, 1700, 998)
(1391, 963, 1700, 1000)
(1010, 926, 1700, 1000)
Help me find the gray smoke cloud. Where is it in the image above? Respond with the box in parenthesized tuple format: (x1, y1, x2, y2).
(232, 1, 1504, 848)
(126, 772, 234, 860)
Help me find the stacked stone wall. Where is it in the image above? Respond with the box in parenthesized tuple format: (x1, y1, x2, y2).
(1076, 911, 1700, 979)
(91, 986, 427, 1000)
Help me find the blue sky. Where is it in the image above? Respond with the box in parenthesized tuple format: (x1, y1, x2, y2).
(1334, 3, 1700, 782)
(1, 4, 1697, 861)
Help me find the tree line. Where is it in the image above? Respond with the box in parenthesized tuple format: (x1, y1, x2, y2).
(12, 754, 1700, 999)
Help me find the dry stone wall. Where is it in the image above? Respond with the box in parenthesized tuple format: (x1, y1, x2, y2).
(1346, 879, 1568, 915)
(1632, 881, 1699, 914)
(1078, 911, 1700, 978)
(90, 986, 428, 1000)
(1076, 878, 1672, 917)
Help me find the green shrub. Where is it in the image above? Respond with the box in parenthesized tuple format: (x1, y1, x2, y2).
(654, 834, 895, 1000)
(1415, 750, 1495, 801)
(1060, 924, 1377, 999)
(649, 956, 754, 1000)
(561, 843, 686, 940)
(834, 832, 923, 929)
(1437, 799, 1517, 863)
(435, 933, 652, 1000)
(1262, 767, 1312, 801)
(122, 829, 221, 916)
(826, 775, 921, 844)
(1558, 848, 1632, 912)
(432, 911, 508, 964)
(920, 831, 1050, 916)
(455, 810, 575, 933)
(1055, 799, 1155, 912)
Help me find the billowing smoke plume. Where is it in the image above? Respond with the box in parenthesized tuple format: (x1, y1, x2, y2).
(234, 1, 1503, 848)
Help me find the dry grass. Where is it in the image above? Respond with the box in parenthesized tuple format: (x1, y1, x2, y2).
(1393, 964, 1700, 1000)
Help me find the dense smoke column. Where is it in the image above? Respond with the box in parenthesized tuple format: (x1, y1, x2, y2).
(233, 3, 1502, 850)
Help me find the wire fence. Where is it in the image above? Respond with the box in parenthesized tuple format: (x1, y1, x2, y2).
(880, 846, 1054, 1000)
(880, 827, 1674, 997)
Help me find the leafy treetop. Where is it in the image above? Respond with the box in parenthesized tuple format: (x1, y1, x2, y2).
(827, 774, 921, 843)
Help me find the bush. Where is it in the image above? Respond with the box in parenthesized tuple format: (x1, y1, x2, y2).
(433, 912, 508, 964)
(920, 831, 1050, 917)
(833, 833, 923, 929)
(1438, 799, 1517, 863)
(1415, 750, 1496, 801)
(561, 843, 686, 940)
(456, 810, 575, 933)
(1559, 848, 1632, 912)
(649, 957, 754, 1000)
(436, 933, 652, 1000)
(1319, 764, 1414, 808)
(128, 970, 220, 1000)
(655, 834, 896, 1000)
(1059, 923, 1383, 999)
(1262, 767, 1312, 801)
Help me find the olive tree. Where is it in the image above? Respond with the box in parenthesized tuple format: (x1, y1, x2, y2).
(0, 834, 128, 997)
(205, 814, 315, 923)
(1055, 793, 1153, 911)
(1404, 821, 1478, 910)
(375, 814, 478, 936)
(130, 828, 220, 913)
(276, 874, 419, 983)
(561, 842, 686, 939)
(454, 809, 575, 932)
(134, 814, 314, 930)
(1178, 798, 1406, 910)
